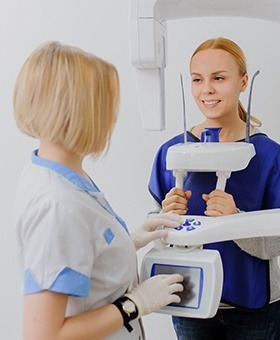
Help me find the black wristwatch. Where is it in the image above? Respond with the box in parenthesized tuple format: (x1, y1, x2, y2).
(112, 296, 139, 332)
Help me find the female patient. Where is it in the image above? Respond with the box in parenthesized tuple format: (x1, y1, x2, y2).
(149, 37, 280, 339)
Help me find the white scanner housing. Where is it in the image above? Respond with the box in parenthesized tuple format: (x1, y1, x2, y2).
(167, 142, 255, 190)
(141, 209, 280, 318)
(140, 142, 280, 318)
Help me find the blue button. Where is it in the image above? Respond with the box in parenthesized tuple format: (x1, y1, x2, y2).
(183, 218, 194, 226)
(193, 221, 201, 226)
(187, 226, 196, 231)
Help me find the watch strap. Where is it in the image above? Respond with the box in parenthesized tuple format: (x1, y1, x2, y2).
(112, 296, 139, 333)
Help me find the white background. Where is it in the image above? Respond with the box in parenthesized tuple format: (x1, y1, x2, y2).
(1, 1, 280, 339)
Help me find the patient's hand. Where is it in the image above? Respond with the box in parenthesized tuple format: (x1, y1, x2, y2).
(202, 189, 238, 216)
(162, 187, 192, 215)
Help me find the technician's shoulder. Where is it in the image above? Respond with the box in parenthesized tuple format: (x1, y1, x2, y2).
(15, 162, 95, 222)
(17, 162, 79, 203)
(14, 163, 106, 243)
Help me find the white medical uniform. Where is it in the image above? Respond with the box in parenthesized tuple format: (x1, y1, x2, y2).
(14, 150, 144, 339)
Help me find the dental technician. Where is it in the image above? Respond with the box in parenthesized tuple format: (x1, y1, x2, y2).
(148, 37, 280, 339)
(12, 41, 190, 340)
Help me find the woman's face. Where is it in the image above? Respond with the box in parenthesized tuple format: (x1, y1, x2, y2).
(190, 48, 248, 121)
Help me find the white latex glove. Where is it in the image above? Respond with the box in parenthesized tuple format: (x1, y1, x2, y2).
(131, 212, 182, 250)
(126, 274, 184, 317)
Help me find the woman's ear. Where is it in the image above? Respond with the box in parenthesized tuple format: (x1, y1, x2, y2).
(241, 73, 249, 92)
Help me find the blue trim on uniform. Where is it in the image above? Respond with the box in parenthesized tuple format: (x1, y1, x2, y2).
(24, 267, 90, 297)
(87, 179, 129, 233)
(24, 268, 43, 294)
(31, 150, 97, 192)
(104, 228, 115, 244)
(115, 215, 129, 233)
(31, 150, 129, 234)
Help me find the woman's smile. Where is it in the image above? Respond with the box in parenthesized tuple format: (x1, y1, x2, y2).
(202, 99, 221, 108)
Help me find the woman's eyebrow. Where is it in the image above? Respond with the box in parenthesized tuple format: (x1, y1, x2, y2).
(191, 70, 228, 76)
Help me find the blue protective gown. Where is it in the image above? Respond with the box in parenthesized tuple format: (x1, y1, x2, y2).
(149, 131, 280, 310)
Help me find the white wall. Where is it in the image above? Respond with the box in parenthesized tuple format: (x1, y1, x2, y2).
(1, 1, 280, 339)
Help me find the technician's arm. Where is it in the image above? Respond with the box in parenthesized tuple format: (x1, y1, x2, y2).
(24, 291, 123, 340)
(24, 274, 184, 340)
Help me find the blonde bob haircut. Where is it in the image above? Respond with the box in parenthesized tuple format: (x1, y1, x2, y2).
(13, 41, 120, 157)
(190, 37, 261, 127)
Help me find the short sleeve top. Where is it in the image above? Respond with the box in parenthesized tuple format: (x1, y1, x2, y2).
(14, 151, 142, 339)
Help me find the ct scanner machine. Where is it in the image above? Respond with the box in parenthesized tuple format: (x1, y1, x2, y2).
(130, 0, 280, 318)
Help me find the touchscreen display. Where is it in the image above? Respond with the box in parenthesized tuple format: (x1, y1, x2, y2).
(151, 263, 203, 309)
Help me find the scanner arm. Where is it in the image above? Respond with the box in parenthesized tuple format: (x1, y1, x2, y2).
(149, 195, 280, 260)
(163, 209, 280, 247)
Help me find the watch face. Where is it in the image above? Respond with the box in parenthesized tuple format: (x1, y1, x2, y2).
(123, 299, 136, 314)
